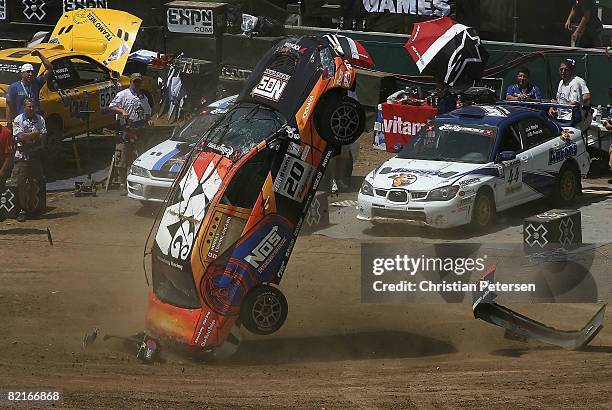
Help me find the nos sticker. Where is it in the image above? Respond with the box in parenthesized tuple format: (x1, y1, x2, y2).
(251, 69, 289, 102)
(273, 155, 314, 202)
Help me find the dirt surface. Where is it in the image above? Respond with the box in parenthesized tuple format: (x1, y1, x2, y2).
(1, 141, 612, 408)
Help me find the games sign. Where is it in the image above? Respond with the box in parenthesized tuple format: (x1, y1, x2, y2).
(361, 0, 453, 16)
(167, 6, 214, 34)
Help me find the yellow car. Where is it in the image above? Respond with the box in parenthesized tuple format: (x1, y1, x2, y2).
(0, 8, 157, 160)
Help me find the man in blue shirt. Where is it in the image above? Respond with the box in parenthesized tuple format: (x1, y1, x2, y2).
(505, 67, 542, 101)
(6, 50, 53, 130)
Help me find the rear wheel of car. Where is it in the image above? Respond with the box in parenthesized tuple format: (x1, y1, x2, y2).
(240, 285, 288, 335)
(553, 163, 580, 205)
(314, 91, 365, 146)
(470, 190, 495, 229)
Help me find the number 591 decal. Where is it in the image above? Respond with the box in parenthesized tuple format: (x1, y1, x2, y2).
(273, 155, 314, 202)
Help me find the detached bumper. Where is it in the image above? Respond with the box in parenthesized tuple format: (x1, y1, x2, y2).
(127, 174, 172, 203)
(356, 191, 473, 229)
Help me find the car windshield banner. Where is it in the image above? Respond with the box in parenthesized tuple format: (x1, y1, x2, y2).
(361, 0, 454, 17)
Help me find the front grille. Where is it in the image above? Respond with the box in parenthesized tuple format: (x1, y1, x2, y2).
(388, 190, 408, 203)
(147, 186, 170, 201)
(150, 170, 177, 180)
(372, 208, 426, 221)
(375, 189, 387, 197)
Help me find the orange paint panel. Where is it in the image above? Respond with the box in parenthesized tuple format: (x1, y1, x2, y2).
(145, 292, 201, 345)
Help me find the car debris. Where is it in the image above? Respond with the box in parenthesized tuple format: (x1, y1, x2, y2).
(473, 266, 605, 350)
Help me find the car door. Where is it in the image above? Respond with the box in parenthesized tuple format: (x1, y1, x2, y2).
(516, 117, 557, 200)
(50, 56, 117, 131)
(494, 123, 525, 207)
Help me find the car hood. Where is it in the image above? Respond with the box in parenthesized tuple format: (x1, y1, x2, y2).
(370, 157, 491, 190)
(133, 139, 194, 174)
(49, 8, 142, 73)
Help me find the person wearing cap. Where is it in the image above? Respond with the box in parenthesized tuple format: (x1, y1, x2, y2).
(109, 73, 152, 195)
(6, 50, 53, 129)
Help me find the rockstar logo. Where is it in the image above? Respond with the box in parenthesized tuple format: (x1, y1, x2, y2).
(306, 197, 321, 227)
(22, 0, 47, 21)
(525, 223, 548, 248)
(558, 218, 575, 246)
(0, 189, 15, 213)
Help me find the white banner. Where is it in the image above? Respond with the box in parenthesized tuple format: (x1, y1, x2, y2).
(167, 7, 214, 35)
(0, 0, 6, 21)
(63, 0, 107, 13)
(362, 0, 452, 16)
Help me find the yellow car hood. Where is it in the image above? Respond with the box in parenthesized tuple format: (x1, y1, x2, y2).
(49, 8, 141, 73)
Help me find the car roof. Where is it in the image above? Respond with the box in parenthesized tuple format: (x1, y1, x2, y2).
(436, 104, 543, 128)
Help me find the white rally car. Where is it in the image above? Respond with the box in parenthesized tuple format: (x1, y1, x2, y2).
(358, 104, 590, 229)
(127, 95, 237, 204)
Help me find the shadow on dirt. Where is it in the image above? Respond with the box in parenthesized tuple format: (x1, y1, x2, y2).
(490, 344, 612, 357)
(362, 186, 612, 240)
(0, 227, 49, 235)
(226, 331, 456, 365)
(36, 211, 79, 220)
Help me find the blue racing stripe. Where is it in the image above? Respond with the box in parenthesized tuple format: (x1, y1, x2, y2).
(152, 147, 179, 171)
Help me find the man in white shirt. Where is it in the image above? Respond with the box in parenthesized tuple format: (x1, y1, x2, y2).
(109, 73, 152, 195)
(554, 59, 591, 121)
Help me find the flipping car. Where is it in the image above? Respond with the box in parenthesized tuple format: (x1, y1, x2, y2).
(145, 35, 368, 358)
(358, 103, 590, 229)
(127, 95, 237, 205)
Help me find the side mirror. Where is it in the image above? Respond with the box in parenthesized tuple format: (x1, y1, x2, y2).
(497, 151, 516, 162)
(110, 70, 120, 80)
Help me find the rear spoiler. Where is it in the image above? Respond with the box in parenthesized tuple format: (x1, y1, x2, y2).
(497, 100, 584, 127)
(473, 265, 605, 350)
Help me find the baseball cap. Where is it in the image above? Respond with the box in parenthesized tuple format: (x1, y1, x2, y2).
(21, 63, 34, 72)
(563, 58, 576, 67)
(130, 73, 143, 82)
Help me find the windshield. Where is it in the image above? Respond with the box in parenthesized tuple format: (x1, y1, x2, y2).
(201, 103, 285, 158)
(171, 113, 221, 143)
(399, 123, 497, 164)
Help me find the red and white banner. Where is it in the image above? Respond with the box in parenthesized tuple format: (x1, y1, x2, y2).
(380, 102, 437, 152)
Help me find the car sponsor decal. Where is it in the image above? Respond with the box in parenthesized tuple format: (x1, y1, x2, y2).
(389, 173, 417, 187)
(287, 142, 301, 158)
(167, 6, 214, 35)
(205, 141, 234, 158)
(548, 139, 577, 165)
(238, 215, 293, 277)
(97, 83, 120, 112)
(273, 155, 314, 202)
(301, 95, 315, 120)
(202, 212, 247, 260)
(251, 69, 290, 102)
(282, 42, 306, 53)
(379, 167, 459, 179)
(155, 154, 222, 261)
(438, 124, 495, 135)
(0, 2, 6, 21)
(458, 177, 480, 187)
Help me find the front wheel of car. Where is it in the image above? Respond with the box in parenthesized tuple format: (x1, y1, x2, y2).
(553, 164, 580, 205)
(314, 91, 365, 146)
(470, 190, 495, 229)
(240, 285, 288, 335)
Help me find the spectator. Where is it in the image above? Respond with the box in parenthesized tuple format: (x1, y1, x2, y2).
(109, 73, 152, 195)
(0, 123, 13, 192)
(505, 67, 542, 101)
(9, 98, 47, 222)
(556, 58, 591, 107)
(564, 0, 603, 48)
(6, 50, 53, 128)
(435, 80, 457, 115)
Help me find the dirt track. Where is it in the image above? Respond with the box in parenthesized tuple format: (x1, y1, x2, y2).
(1, 167, 612, 407)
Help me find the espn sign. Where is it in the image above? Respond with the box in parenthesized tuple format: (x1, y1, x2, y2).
(251, 69, 290, 102)
(167, 7, 213, 34)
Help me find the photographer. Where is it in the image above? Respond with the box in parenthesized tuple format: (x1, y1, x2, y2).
(9, 98, 47, 222)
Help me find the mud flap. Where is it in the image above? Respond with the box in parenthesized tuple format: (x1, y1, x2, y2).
(472, 266, 606, 350)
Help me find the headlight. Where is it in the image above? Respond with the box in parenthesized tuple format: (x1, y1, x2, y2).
(320, 48, 336, 79)
(361, 180, 374, 196)
(426, 185, 460, 201)
(129, 165, 150, 178)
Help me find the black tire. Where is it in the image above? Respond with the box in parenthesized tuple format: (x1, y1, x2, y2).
(240, 285, 288, 335)
(314, 91, 365, 146)
(553, 163, 580, 205)
(470, 189, 495, 229)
